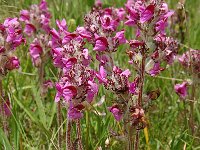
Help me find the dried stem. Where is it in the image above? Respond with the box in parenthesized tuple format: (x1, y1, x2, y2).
(134, 130, 140, 150)
(85, 110, 89, 150)
(57, 101, 62, 149)
(76, 119, 83, 150)
(66, 118, 72, 150)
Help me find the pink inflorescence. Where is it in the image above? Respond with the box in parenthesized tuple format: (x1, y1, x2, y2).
(125, 0, 178, 76)
(20, 0, 51, 67)
(50, 19, 98, 120)
(0, 18, 25, 76)
(178, 49, 200, 75)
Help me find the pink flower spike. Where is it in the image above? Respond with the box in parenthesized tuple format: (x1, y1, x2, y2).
(174, 82, 188, 99)
(140, 4, 155, 23)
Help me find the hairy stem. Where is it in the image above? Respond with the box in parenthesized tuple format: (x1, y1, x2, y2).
(66, 118, 72, 150)
(76, 119, 83, 150)
(134, 130, 140, 150)
(57, 101, 62, 149)
(138, 55, 146, 107)
(86, 110, 89, 150)
(134, 54, 146, 150)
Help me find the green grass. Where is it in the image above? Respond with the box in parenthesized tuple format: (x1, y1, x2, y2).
(0, 0, 200, 149)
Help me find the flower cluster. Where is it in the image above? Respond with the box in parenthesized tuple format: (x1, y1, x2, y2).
(0, 18, 25, 77)
(20, 0, 51, 67)
(50, 19, 98, 120)
(83, 3, 147, 129)
(178, 49, 200, 75)
(125, 0, 178, 76)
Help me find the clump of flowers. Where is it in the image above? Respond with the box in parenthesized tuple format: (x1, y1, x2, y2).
(50, 19, 98, 149)
(0, 18, 24, 77)
(82, 0, 178, 149)
(0, 17, 25, 137)
(178, 49, 200, 76)
(19, 0, 52, 96)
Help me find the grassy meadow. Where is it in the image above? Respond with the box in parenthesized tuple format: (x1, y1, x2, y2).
(0, 0, 200, 149)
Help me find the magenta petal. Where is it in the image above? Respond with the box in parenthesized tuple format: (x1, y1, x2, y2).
(109, 105, 122, 121)
(174, 82, 188, 99)
(94, 37, 108, 51)
(140, 5, 155, 23)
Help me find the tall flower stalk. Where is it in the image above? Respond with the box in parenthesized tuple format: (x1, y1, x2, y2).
(0, 17, 24, 136)
(19, 0, 52, 97)
(50, 18, 98, 149)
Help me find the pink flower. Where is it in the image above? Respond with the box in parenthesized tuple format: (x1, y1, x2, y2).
(114, 30, 127, 44)
(76, 27, 92, 41)
(56, 19, 67, 32)
(30, 40, 43, 66)
(108, 105, 123, 121)
(149, 62, 164, 76)
(24, 23, 36, 36)
(94, 37, 108, 51)
(5, 56, 20, 70)
(68, 104, 84, 120)
(19, 10, 30, 22)
(120, 69, 131, 77)
(62, 58, 77, 74)
(174, 82, 188, 99)
(140, 4, 155, 23)
(39, 0, 48, 11)
(129, 81, 137, 94)
(55, 83, 77, 102)
(116, 8, 126, 21)
(87, 81, 98, 103)
(51, 47, 64, 68)
(96, 66, 107, 84)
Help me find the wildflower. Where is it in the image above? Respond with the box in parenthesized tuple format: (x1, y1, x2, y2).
(178, 49, 200, 74)
(174, 81, 188, 99)
(108, 105, 123, 121)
